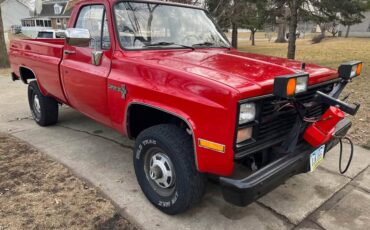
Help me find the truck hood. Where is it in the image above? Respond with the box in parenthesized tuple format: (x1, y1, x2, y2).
(129, 49, 338, 95)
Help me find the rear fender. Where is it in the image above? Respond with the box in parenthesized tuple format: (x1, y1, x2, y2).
(19, 66, 47, 96)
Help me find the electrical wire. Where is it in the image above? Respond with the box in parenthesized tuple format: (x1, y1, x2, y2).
(294, 97, 354, 174)
(338, 136, 354, 174)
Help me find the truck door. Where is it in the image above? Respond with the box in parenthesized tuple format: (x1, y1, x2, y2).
(61, 4, 113, 126)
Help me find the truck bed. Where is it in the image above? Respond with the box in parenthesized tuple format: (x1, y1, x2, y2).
(9, 39, 67, 103)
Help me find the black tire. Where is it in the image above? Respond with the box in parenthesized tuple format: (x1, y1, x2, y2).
(133, 124, 206, 215)
(28, 81, 59, 126)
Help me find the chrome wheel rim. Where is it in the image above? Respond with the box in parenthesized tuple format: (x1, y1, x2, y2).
(145, 148, 176, 196)
(33, 94, 41, 119)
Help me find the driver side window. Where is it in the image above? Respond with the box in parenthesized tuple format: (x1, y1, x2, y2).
(75, 5, 111, 50)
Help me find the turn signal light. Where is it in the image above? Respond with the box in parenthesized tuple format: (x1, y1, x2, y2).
(237, 127, 253, 144)
(356, 63, 363, 76)
(286, 78, 297, 97)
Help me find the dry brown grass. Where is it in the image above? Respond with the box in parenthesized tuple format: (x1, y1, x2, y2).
(239, 37, 370, 148)
(0, 68, 11, 76)
(0, 134, 136, 230)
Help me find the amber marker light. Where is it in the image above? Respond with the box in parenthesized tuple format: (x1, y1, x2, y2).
(286, 78, 297, 97)
(356, 63, 363, 76)
(198, 139, 225, 153)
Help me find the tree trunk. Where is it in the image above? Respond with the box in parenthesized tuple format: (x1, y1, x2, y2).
(231, 22, 238, 49)
(275, 22, 286, 43)
(287, 0, 298, 60)
(251, 30, 256, 46)
(319, 24, 326, 37)
(0, 5, 10, 68)
(345, 25, 351, 38)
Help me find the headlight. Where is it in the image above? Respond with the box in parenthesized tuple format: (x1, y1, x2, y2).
(239, 103, 256, 125)
(295, 75, 308, 94)
(338, 61, 363, 80)
(273, 73, 309, 98)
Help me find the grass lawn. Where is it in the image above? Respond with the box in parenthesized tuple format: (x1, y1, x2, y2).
(239, 37, 370, 149)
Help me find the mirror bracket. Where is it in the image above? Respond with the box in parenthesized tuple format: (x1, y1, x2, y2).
(92, 50, 103, 66)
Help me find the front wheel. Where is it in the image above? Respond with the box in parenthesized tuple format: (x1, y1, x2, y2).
(133, 124, 206, 215)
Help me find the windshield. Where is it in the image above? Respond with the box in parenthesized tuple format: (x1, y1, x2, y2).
(114, 2, 230, 50)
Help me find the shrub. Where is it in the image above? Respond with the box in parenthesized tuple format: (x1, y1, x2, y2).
(312, 35, 325, 44)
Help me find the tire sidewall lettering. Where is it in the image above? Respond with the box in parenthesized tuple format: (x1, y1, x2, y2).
(135, 139, 157, 160)
(158, 191, 179, 207)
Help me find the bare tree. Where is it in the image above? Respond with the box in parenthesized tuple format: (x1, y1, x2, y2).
(286, 0, 303, 60)
(0, 0, 10, 68)
(275, 6, 288, 43)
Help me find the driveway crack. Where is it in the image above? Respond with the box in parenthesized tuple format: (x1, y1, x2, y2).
(297, 164, 370, 227)
(57, 125, 134, 150)
(7, 116, 32, 123)
(256, 201, 296, 227)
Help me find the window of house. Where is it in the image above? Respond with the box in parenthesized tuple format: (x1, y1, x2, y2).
(24, 20, 35, 27)
(54, 4, 63, 15)
(45, 20, 52, 27)
(75, 5, 111, 50)
(36, 20, 44, 27)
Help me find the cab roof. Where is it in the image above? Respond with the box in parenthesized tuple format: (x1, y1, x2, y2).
(77, 0, 204, 11)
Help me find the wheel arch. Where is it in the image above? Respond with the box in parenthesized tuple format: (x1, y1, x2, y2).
(19, 66, 47, 95)
(19, 66, 36, 84)
(126, 102, 199, 170)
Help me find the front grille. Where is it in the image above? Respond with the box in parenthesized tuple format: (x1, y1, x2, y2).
(235, 82, 335, 159)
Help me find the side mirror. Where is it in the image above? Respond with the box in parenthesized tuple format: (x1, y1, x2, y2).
(65, 28, 91, 47)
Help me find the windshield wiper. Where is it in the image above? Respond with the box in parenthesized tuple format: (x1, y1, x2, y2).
(192, 42, 231, 49)
(144, 42, 195, 50)
(192, 42, 215, 47)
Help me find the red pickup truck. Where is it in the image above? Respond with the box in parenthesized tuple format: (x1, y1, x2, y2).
(9, 0, 362, 215)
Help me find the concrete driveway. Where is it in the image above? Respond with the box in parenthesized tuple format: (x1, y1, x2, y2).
(1, 75, 370, 230)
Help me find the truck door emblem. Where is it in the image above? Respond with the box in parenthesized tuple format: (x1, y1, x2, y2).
(108, 84, 127, 99)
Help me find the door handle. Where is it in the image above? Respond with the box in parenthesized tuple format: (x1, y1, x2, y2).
(64, 50, 76, 55)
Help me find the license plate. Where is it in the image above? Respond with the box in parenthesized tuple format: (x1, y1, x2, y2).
(310, 145, 325, 172)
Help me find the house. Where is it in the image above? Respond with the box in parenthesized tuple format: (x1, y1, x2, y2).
(21, 0, 78, 38)
(338, 11, 370, 38)
(0, 0, 32, 31)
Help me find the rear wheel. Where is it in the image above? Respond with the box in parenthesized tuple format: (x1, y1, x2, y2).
(133, 124, 206, 215)
(28, 81, 59, 126)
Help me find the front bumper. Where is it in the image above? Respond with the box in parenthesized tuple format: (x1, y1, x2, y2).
(220, 118, 352, 206)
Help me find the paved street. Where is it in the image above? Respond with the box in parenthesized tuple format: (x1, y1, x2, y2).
(1, 76, 369, 230)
